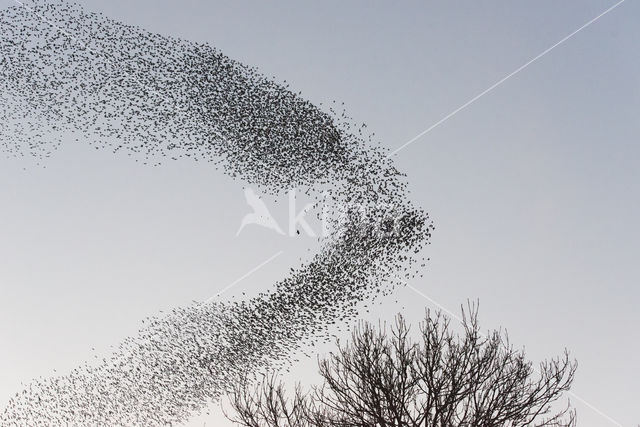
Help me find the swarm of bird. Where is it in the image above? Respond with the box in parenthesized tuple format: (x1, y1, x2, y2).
(0, 1, 434, 425)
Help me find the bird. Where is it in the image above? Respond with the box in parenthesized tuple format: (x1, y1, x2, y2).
(0, 1, 433, 424)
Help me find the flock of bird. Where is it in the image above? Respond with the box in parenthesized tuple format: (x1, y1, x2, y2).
(0, 1, 433, 425)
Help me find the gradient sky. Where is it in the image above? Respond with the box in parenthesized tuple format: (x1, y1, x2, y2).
(1, 1, 638, 426)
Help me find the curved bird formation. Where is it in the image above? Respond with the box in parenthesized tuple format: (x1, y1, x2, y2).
(0, 1, 432, 425)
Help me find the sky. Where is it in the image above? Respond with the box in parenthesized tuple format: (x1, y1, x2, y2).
(0, 1, 638, 425)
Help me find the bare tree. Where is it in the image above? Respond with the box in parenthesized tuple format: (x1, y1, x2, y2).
(225, 304, 577, 426)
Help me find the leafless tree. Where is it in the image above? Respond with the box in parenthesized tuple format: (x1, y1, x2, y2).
(224, 304, 577, 426)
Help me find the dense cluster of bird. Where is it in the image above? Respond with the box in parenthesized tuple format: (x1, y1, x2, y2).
(0, 1, 434, 425)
